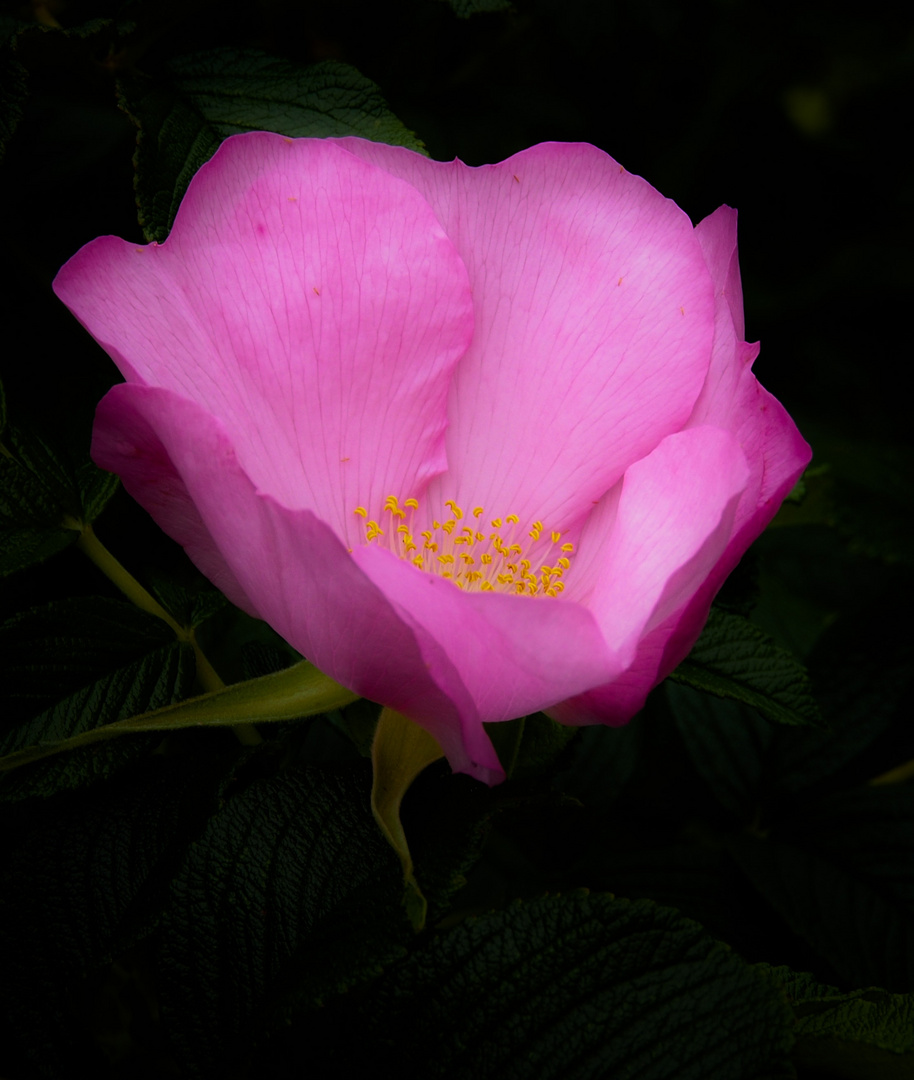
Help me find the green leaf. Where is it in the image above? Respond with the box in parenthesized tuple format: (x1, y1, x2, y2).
(157, 765, 411, 1078)
(0, 514, 76, 576)
(146, 571, 229, 630)
(0, 33, 28, 163)
(324, 893, 794, 1079)
(728, 786, 914, 992)
(666, 682, 775, 820)
(120, 47, 425, 243)
(759, 964, 914, 1053)
(0, 597, 195, 801)
(0, 411, 119, 576)
(670, 608, 823, 727)
(1, 596, 179, 722)
(117, 72, 222, 244)
(441, 0, 514, 16)
(170, 49, 425, 149)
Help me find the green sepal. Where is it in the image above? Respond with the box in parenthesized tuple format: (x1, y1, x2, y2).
(371, 708, 445, 930)
(0, 658, 359, 775)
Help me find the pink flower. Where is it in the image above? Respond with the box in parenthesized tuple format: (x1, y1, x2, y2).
(53, 133, 810, 785)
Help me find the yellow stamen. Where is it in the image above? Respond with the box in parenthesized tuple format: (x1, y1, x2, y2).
(354, 496, 576, 598)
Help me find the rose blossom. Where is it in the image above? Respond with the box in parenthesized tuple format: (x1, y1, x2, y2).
(53, 132, 810, 784)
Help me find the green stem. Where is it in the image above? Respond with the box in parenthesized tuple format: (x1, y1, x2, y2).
(72, 520, 185, 637)
(71, 519, 262, 745)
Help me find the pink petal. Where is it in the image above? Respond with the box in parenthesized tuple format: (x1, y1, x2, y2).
(93, 383, 503, 783)
(93, 386, 257, 616)
(351, 543, 617, 725)
(54, 133, 474, 549)
(551, 426, 749, 725)
(553, 213, 811, 726)
(334, 139, 716, 532)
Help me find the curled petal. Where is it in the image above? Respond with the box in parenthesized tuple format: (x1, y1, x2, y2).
(552, 426, 750, 724)
(93, 384, 503, 783)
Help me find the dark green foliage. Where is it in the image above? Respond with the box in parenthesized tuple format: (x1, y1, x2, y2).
(0, 597, 196, 802)
(0, 29, 28, 162)
(0, 381, 119, 576)
(441, 0, 514, 17)
(116, 72, 222, 244)
(312, 893, 794, 1079)
(168, 49, 426, 150)
(119, 47, 424, 242)
(156, 766, 411, 1077)
(670, 608, 822, 727)
(760, 964, 914, 1053)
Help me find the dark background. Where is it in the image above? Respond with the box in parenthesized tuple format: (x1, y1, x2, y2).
(1, 5, 913, 1076)
(3, 0, 912, 452)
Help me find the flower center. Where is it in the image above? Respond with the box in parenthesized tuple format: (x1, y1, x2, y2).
(354, 496, 575, 596)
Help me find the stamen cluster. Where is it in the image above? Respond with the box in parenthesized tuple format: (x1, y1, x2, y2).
(354, 496, 574, 596)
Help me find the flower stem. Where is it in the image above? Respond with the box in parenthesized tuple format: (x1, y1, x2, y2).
(73, 520, 184, 636)
(71, 518, 262, 745)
